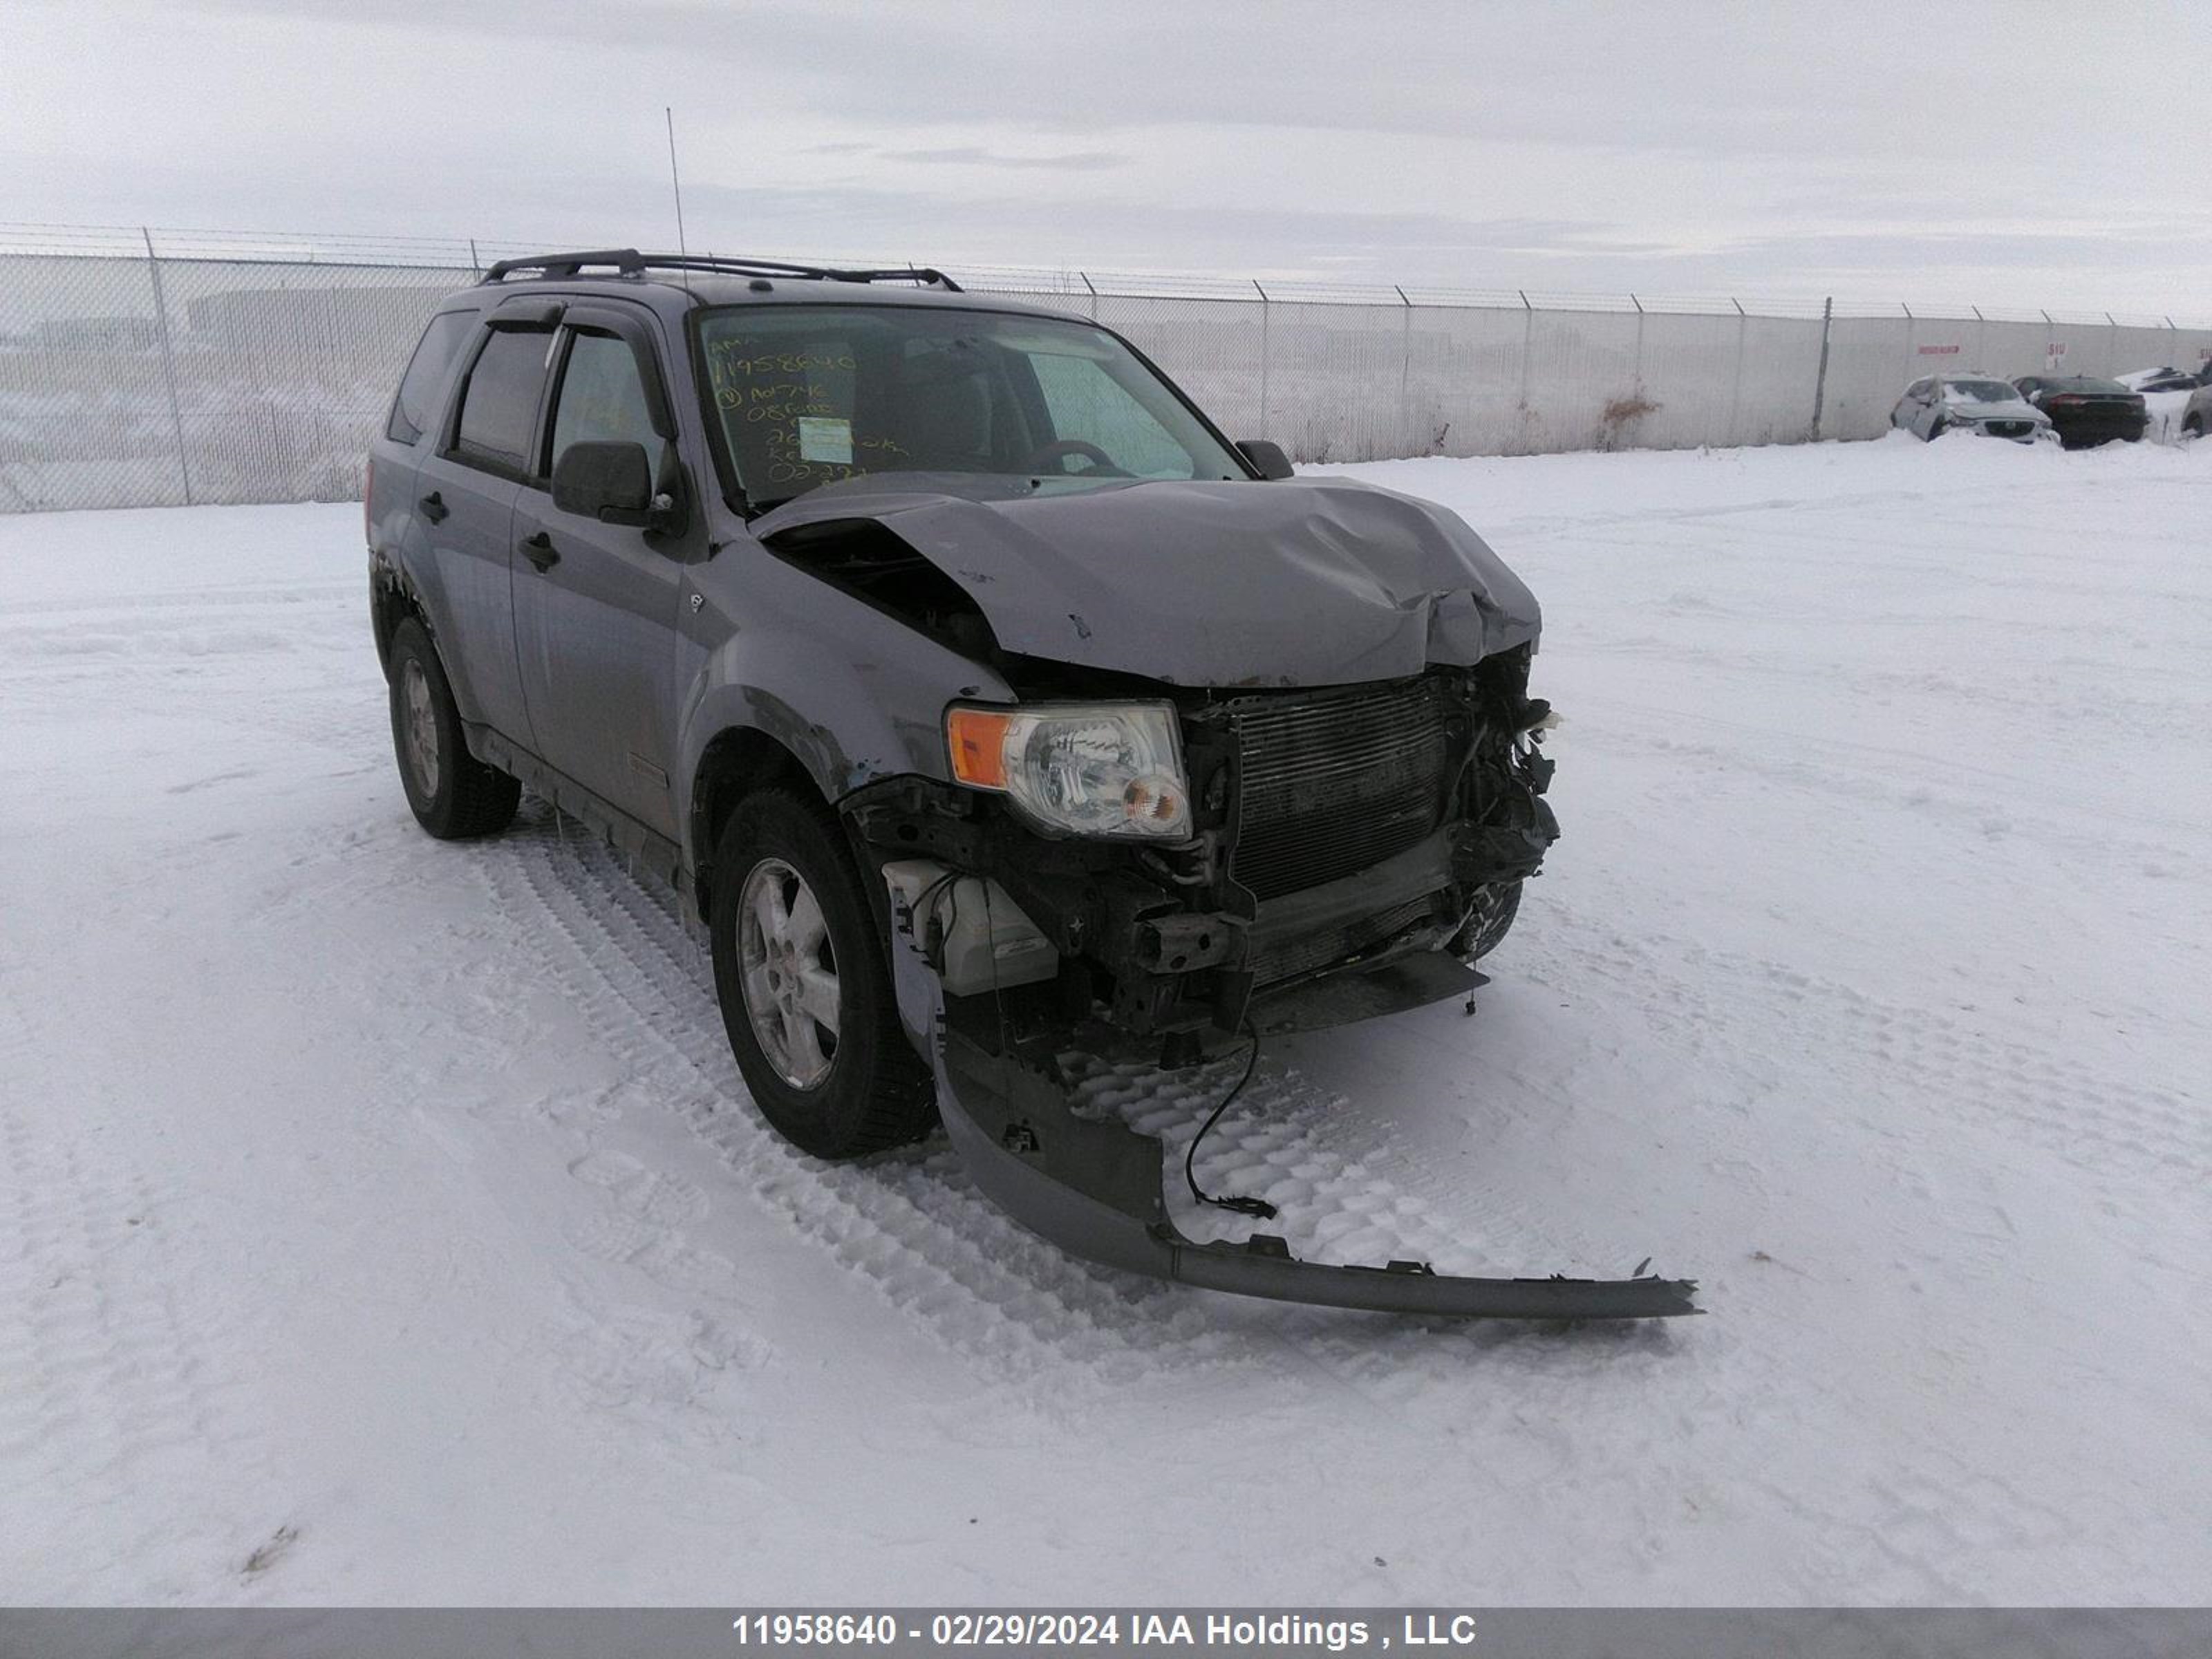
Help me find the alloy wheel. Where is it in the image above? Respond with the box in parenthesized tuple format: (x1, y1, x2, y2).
(736, 857, 842, 1089)
(400, 657, 441, 798)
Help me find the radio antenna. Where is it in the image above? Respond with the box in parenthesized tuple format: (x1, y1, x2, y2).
(664, 106, 693, 293)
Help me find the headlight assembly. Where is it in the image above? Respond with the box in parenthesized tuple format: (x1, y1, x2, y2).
(946, 702, 1190, 839)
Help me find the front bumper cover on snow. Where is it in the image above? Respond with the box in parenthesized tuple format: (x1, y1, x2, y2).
(888, 896, 1700, 1320)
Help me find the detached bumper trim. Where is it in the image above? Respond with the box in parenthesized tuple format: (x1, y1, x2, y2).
(888, 891, 1699, 1320)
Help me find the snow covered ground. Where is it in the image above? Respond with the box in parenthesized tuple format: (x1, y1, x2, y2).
(3, 436, 2207, 1606)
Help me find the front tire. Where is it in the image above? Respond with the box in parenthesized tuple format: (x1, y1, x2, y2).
(386, 617, 520, 839)
(709, 788, 932, 1159)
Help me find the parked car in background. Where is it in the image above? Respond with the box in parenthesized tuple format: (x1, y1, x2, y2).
(2010, 376, 2148, 448)
(2180, 381, 2212, 438)
(1888, 375, 2054, 444)
(2116, 366, 2206, 394)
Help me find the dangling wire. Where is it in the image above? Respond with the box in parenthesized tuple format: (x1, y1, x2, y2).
(1183, 1022, 1276, 1220)
(912, 869, 962, 959)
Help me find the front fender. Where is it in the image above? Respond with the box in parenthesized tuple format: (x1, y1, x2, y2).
(673, 541, 1013, 865)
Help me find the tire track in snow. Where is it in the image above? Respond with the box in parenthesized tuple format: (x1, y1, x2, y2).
(1268, 901, 2168, 1594)
(0, 581, 361, 621)
(0, 1088, 265, 1596)
(476, 814, 1251, 1390)
(1564, 714, 2208, 877)
(1061, 1047, 1640, 1280)
(1537, 897, 2207, 1193)
(465, 809, 1697, 1416)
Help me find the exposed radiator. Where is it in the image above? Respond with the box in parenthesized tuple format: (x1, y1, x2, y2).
(1224, 675, 1455, 902)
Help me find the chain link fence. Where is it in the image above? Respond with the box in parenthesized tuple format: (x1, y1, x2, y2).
(5, 224, 2209, 514)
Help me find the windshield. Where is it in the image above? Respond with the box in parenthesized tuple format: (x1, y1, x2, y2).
(1944, 379, 2018, 404)
(694, 304, 1248, 509)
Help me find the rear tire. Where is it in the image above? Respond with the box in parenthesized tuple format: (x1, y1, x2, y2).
(709, 787, 933, 1159)
(386, 617, 520, 839)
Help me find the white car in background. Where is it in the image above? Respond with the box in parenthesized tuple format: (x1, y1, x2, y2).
(1889, 375, 2055, 444)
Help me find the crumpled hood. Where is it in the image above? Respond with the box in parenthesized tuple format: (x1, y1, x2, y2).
(749, 474, 1539, 687)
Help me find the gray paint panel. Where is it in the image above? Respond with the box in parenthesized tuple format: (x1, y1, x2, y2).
(672, 540, 1016, 860)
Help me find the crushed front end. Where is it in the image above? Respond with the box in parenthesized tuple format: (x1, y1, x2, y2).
(845, 648, 1698, 1319)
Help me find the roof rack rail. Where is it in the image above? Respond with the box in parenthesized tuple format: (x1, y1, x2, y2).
(480, 249, 647, 281)
(479, 249, 963, 292)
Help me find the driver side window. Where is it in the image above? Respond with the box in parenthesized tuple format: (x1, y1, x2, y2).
(549, 330, 668, 480)
(1029, 352, 1192, 478)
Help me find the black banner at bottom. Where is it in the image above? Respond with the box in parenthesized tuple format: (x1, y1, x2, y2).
(0, 1608, 2206, 1659)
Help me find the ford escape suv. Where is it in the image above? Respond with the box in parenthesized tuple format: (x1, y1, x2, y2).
(367, 250, 1692, 1318)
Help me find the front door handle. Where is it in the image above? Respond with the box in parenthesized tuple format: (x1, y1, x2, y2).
(520, 530, 560, 572)
(418, 491, 448, 524)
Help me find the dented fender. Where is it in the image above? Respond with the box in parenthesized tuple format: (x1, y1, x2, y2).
(672, 534, 1014, 867)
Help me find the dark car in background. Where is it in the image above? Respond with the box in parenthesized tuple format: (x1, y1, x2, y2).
(2010, 375, 2148, 448)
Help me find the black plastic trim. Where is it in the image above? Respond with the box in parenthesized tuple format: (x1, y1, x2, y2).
(884, 890, 1699, 1320)
(482, 248, 963, 292)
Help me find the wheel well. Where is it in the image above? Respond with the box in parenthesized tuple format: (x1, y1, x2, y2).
(371, 561, 429, 679)
(691, 729, 821, 920)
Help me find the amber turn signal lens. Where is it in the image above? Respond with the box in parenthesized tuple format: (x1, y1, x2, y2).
(946, 707, 1014, 790)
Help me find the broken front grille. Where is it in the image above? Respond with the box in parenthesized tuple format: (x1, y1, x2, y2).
(1225, 675, 1455, 902)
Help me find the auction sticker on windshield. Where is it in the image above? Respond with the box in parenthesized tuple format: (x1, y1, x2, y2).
(798, 416, 854, 465)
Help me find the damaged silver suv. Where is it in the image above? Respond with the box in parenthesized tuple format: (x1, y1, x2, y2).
(367, 250, 1693, 1318)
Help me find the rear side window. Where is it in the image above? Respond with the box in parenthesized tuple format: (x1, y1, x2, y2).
(386, 311, 474, 444)
(451, 328, 554, 474)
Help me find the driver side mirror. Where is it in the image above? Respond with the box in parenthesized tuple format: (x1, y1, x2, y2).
(552, 440, 673, 529)
(1237, 439, 1295, 480)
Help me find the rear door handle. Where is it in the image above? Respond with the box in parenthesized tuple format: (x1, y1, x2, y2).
(520, 530, 560, 571)
(418, 491, 448, 524)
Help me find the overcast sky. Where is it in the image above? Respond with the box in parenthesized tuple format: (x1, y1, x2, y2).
(5, 0, 2207, 314)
